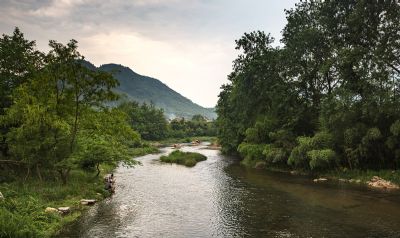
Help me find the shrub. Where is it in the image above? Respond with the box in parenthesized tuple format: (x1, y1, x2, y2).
(288, 131, 336, 170)
(263, 144, 288, 164)
(288, 137, 313, 168)
(237, 143, 265, 161)
(308, 149, 336, 170)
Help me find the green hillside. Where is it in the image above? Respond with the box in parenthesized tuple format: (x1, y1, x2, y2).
(81, 60, 216, 119)
(89, 62, 215, 119)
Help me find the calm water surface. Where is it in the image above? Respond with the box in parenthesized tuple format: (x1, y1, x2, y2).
(61, 145, 400, 237)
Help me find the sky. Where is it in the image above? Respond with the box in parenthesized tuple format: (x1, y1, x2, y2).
(0, 0, 298, 108)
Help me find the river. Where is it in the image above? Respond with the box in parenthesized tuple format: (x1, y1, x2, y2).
(60, 144, 400, 237)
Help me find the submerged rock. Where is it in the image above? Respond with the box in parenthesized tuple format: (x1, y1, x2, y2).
(367, 176, 399, 189)
(80, 199, 96, 205)
(313, 178, 328, 182)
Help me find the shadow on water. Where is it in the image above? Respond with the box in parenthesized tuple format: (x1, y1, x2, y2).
(60, 145, 400, 238)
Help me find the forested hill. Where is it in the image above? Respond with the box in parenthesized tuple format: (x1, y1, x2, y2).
(84, 61, 216, 119)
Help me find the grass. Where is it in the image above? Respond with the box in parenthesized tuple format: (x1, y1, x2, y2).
(0, 145, 159, 238)
(130, 146, 160, 157)
(0, 168, 111, 238)
(160, 150, 207, 167)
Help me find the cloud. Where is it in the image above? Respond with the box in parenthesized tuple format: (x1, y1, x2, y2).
(79, 30, 235, 107)
(29, 0, 87, 17)
(0, 0, 298, 107)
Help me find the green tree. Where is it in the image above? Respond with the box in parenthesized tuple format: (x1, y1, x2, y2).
(0, 27, 42, 157)
(2, 39, 119, 184)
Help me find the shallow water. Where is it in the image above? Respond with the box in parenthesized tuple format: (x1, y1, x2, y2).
(60, 145, 400, 237)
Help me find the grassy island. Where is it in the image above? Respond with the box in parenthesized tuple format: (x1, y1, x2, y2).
(160, 150, 207, 167)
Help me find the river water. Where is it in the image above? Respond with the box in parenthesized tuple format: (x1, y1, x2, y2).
(61, 145, 400, 237)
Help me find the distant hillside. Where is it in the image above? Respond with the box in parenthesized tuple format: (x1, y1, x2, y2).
(84, 61, 216, 119)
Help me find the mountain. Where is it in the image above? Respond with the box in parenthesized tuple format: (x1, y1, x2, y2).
(84, 61, 216, 119)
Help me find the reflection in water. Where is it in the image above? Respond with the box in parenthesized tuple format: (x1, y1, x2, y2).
(61, 145, 400, 238)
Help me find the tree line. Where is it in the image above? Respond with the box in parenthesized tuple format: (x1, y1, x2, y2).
(118, 101, 216, 141)
(216, 0, 400, 171)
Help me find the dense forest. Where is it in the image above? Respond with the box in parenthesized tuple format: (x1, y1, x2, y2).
(118, 101, 216, 141)
(216, 0, 400, 171)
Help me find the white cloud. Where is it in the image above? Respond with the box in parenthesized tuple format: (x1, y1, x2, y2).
(79, 31, 234, 107)
(29, 0, 88, 17)
(0, 0, 298, 107)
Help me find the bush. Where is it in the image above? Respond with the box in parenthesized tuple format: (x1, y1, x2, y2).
(263, 144, 287, 164)
(288, 137, 313, 168)
(308, 149, 336, 170)
(288, 132, 336, 170)
(237, 143, 265, 161)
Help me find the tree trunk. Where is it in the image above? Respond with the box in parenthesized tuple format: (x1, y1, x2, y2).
(24, 166, 30, 182)
(58, 168, 71, 185)
(95, 163, 101, 177)
(36, 164, 43, 182)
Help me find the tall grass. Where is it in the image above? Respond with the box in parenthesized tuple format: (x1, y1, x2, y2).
(0, 167, 112, 238)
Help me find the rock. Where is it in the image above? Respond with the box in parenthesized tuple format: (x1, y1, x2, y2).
(0, 192, 4, 200)
(45, 207, 59, 213)
(80, 199, 96, 205)
(173, 144, 181, 149)
(355, 179, 361, 183)
(367, 176, 399, 189)
(349, 179, 355, 183)
(338, 179, 347, 182)
(313, 178, 328, 182)
(254, 161, 266, 169)
(58, 207, 70, 215)
(290, 170, 298, 175)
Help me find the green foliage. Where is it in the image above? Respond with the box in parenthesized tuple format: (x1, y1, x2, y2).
(237, 143, 265, 161)
(288, 132, 336, 170)
(0, 28, 42, 158)
(0, 28, 146, 186)
(263, 144, 287, 165)
(0, 166, 113, 238)
(288, 137, 313, 169)
(118, 101, 168, 140)
(169, 117, 216, 139)
(216, 1, 400, 171)
(308, 149, 336, 171)
(160, 150, 207, 167)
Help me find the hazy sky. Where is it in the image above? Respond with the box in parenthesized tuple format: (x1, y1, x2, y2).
(0, 0, 298, 107)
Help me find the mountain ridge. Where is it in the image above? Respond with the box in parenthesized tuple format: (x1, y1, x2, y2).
(83, 61, 216, 119)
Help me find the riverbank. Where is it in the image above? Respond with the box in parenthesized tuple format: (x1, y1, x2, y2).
(0, 147, 159, 238)
(240, 158, 400, 189)
(149, 136, 217, 147)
